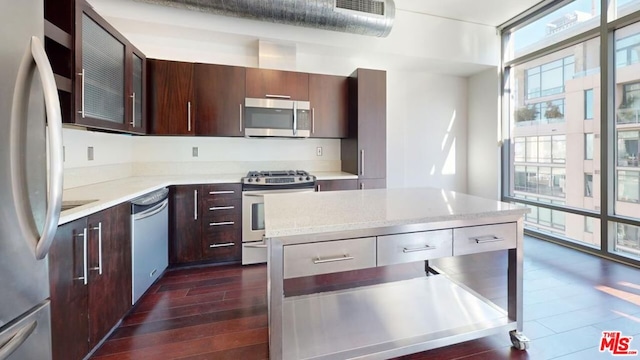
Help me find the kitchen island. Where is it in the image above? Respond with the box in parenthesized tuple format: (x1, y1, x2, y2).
(264, 187, 529, 359)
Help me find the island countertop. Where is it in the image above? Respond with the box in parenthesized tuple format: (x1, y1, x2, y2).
(264, 187, 528, 240)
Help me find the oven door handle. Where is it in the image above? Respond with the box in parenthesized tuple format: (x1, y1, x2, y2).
(243, 194, 265, 198)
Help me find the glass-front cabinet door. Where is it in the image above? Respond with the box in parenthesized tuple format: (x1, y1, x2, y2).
(128, 49, 146, 133)
(81, 13, 125, 124)
(75, 2, 146, 134)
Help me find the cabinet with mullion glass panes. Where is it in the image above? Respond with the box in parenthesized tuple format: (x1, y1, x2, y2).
(69, 0, 146, 133)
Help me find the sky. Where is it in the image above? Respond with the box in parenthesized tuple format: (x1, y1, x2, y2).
(513, 0, 638, 50)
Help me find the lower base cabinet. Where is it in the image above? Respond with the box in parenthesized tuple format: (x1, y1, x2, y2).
(49, 203, 131, 360)
(169, 183, 242, 265)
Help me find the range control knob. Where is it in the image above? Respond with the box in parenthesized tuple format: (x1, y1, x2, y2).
(256, 178, 261, 182)
(306, 176, 310, 180)
(248, 178, 253, 182)
(299, 177, 303, 181)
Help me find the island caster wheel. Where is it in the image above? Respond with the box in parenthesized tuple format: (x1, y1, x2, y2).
(509, 330, 530, 350)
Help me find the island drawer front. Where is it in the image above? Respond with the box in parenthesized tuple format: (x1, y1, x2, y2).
(453, 222, 516, 256)
(283, 237, 376, 279)
(377, 229, 452, 266)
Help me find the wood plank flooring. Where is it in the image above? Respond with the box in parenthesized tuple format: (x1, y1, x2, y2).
(91, 237, 640, 359)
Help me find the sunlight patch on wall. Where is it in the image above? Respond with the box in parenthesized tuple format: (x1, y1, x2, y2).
(442, 138, 456, 175)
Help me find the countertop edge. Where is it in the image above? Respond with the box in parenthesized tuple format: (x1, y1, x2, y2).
(265, 209, 528, 241)
(59, 172, 359, 225)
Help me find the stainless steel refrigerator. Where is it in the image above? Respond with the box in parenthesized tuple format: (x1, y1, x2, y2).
(0, 0, 64, 359)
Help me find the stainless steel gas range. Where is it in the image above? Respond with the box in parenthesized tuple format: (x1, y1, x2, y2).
(242, 170, 316, 265)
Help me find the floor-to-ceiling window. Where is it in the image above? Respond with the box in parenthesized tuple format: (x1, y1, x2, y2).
(502, 0, 640, 265)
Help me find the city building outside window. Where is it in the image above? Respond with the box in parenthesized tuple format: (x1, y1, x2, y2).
(585, 216, 594, 233)
(585, 173, 594, 197)
(584, 89, 594, 119)
(617, 170, 640, 203)
(504, 0, 640, 262)
(585, 133, 594, 160)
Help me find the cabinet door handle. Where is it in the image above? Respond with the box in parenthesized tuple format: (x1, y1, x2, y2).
(403, 245, 436, 253)
(209, 190, 235, 195)
(360, 149, 365, 176)
(293, 101, 298, 136)
(187, 101, 192, 132)
(209, 206, 234, 211)
(360, 182, 365, 190)
(265, 94, 291, 99)
(194, 189, 198, 220)
(78, 69, 85, 118)
(239, 103, 243, 133)
(312, 107, 315, 134)
(313, 254, 354, 264)
(209, 242, 235, 248)
(316, 184, 320, 192)
(130, 93, 136, 126)
(89, 222, 103, 274)
(209, 221, 234, 226)
(73, 228, 88, 285)
(473, 235, 505, 244)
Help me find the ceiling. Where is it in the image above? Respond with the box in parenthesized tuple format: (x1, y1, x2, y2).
(395, 0, 543, 27)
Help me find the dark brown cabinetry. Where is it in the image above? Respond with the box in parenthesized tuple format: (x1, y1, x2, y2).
(169, 185, 201, 264)
(342, 69, 387, 189)
(49, 218, 89, 360)
(194, 64, 246, 136)
(316, 179, 358, 192)
(309, 74, 349, 138)
(169, 183, 242, 265)
(200, 184, 242, 262)
(148, 59, 195, 135)
(246, 68, 309, 100)
(44, 0, 146, 134)
(49, 203, 131, 360)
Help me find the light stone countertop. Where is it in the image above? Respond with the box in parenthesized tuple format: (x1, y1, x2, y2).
(59, 171, 357, 225)
(264, 187, 529, 241)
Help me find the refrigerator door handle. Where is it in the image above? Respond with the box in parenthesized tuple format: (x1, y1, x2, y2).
(10, 36, 63, 260)
(0, 320, 37, 360)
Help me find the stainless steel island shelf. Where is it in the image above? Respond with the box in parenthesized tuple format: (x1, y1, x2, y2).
(281, 275, 514, 360)
(264, 188, 529, 359)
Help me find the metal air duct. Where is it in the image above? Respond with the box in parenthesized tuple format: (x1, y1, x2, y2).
(137, 0, 396, 37)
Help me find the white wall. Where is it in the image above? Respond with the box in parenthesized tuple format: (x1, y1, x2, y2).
(387, 71, 468, 190)
(467, 68, 500, 200)
(62, 0, 501, 193)
(62, 127, 134, 188)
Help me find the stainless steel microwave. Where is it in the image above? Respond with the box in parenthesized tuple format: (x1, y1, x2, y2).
(244, 98, 311, 138)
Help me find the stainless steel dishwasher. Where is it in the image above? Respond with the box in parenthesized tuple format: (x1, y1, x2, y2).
(131, 187, 169, 305)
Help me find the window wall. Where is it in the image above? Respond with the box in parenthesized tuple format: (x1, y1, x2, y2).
(502, 0, 640, 264)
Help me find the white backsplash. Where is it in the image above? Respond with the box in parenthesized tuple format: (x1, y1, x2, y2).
(62, 127, 342, 188)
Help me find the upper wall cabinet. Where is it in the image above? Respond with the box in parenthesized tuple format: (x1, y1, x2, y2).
(195, 63, 245, 137)
(75, 4, 147, 134)
(309, 74, 349, 138)
(245, 68, 309, 101)
(44, 0, 147, 134)
(147, 59, 195, 135)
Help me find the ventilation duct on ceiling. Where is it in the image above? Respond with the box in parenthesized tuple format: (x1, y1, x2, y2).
(137, 0, 396, 37)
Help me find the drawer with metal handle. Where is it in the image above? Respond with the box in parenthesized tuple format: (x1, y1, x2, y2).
(202, 184, 241, 200)
(202, 229, 241, 261)
(283, 237, 376, 279)
(453, 222, 517, 256)
(203, 212, 241, 235)
(377, 229, 452, 266)
(202, 199, 241, 218)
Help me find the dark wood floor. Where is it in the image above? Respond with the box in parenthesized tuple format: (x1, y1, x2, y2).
(91, 237, 640, 359)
